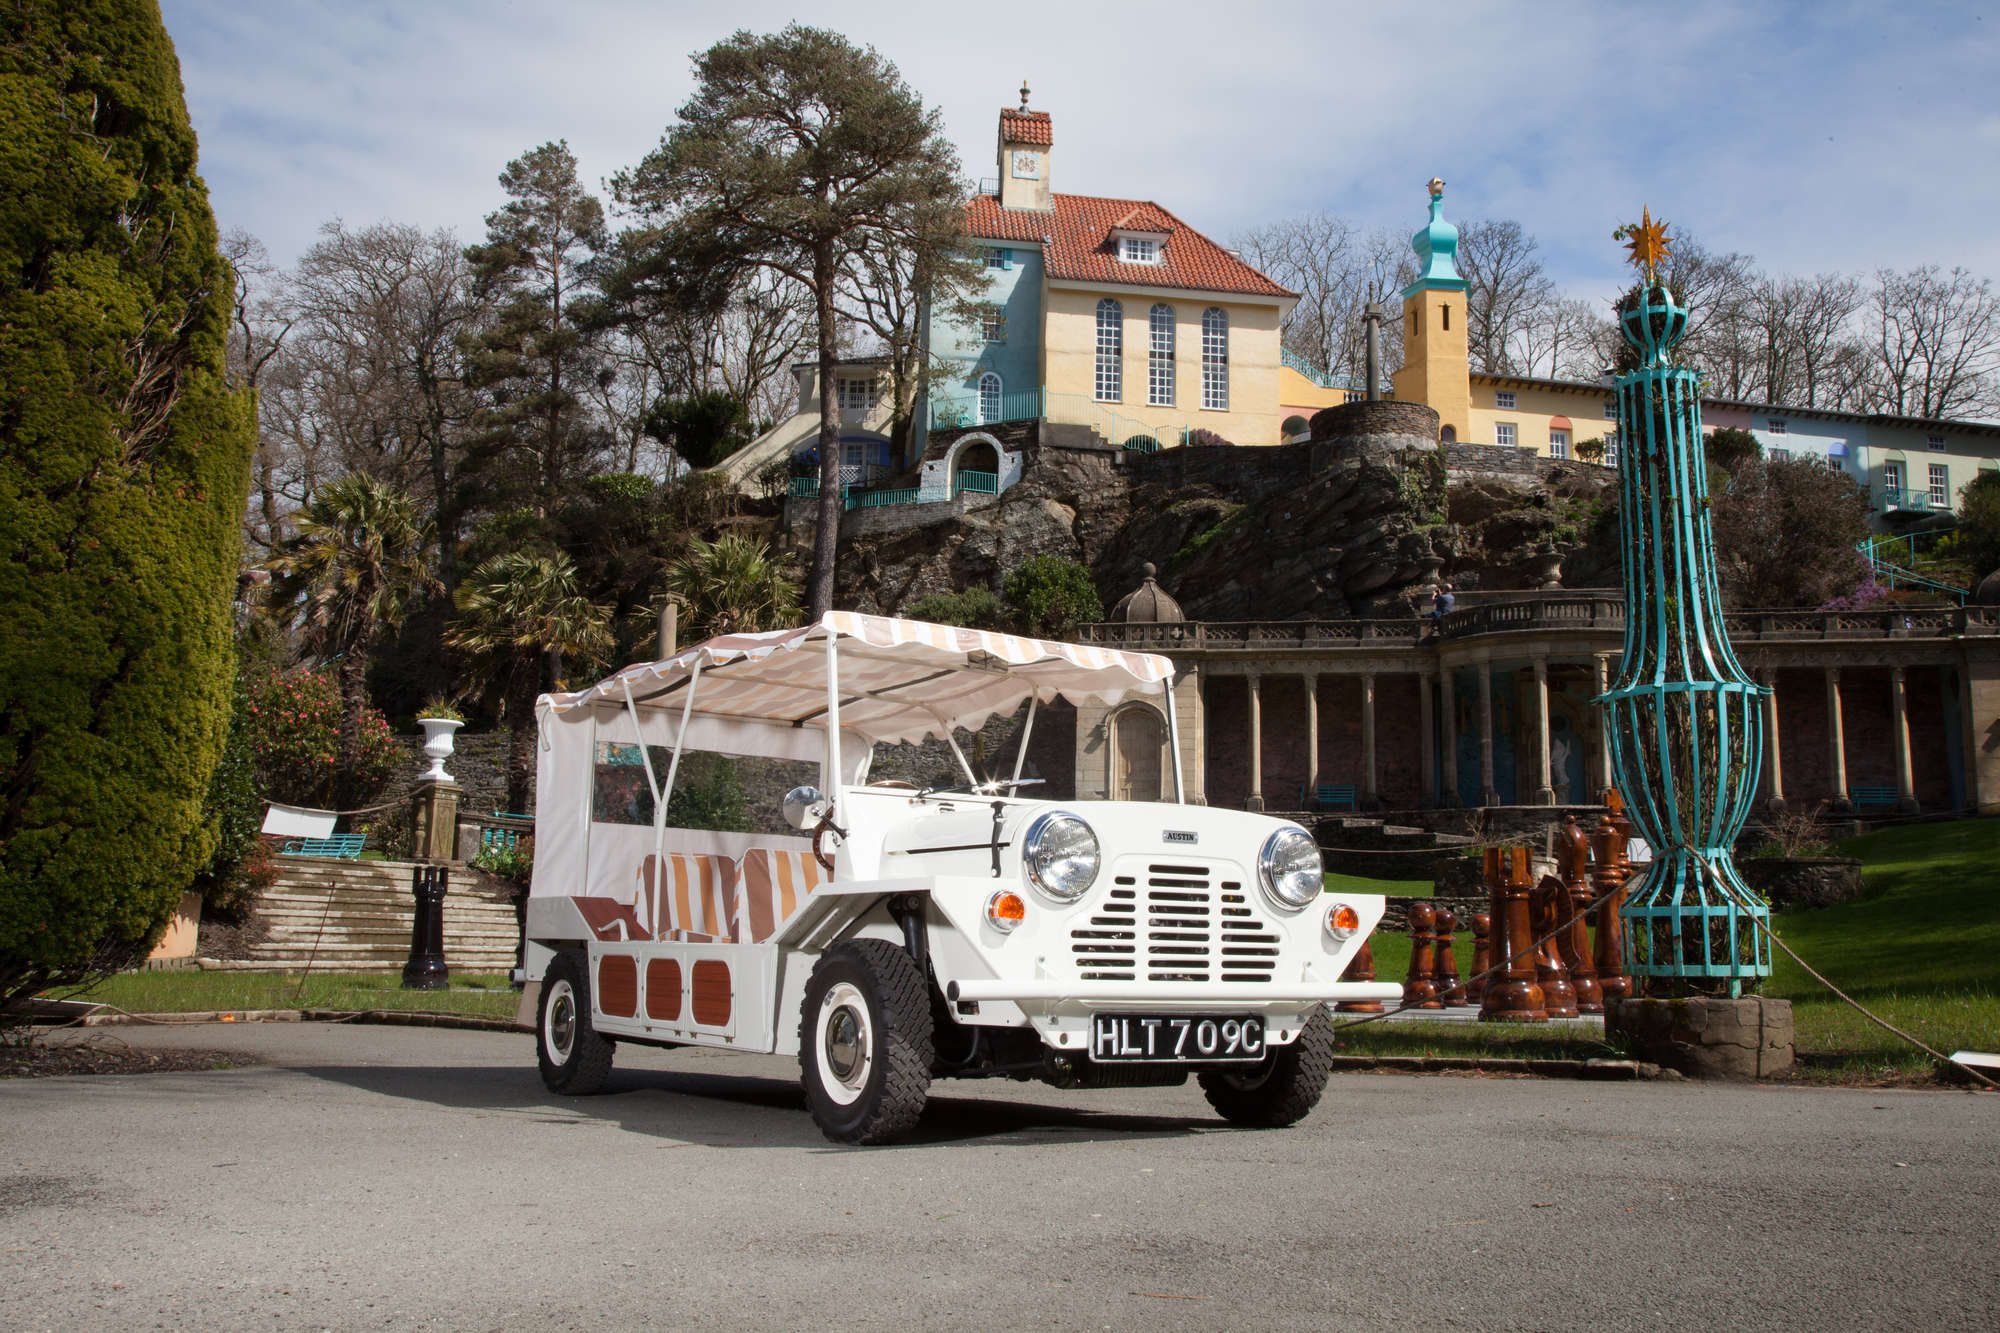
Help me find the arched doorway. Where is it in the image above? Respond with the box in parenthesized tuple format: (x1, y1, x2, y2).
(1112, 706, 1167, 802)
(954, 439, 1000, 496)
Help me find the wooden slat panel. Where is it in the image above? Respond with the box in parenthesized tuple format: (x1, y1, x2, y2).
(690, 958, 732, 1027)
(645, 958, 683, 1021)
(597, 954, 638, 1018)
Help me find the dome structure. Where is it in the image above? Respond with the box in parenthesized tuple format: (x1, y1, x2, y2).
(1403, 177, 1468, 297)
(1110, 563, 1185, 624)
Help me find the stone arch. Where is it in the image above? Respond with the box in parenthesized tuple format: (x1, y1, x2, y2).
(1108, 703, 1170, 803)
(1281, 415, 1310, 441)
(946, 431, 1003, 494)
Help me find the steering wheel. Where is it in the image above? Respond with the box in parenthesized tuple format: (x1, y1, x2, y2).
(812, 818, 844, 873)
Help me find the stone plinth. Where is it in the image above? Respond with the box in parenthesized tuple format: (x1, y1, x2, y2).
(1607, 996, 1794, 1080)
(409, 779, 462, 863)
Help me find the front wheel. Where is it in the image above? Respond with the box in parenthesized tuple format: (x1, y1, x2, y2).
(1197, 1009, 1336, 1128)
(538, 950, 614, 1095)
(799, 940, 934, 1144)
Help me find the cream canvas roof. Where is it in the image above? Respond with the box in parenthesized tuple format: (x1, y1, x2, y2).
(542, 611, 1174, 747)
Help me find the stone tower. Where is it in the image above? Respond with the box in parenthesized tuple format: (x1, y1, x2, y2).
(996, 82, 1054, 212)
(1390, 178, 1471, 443)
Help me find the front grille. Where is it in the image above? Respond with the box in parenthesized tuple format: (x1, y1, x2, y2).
(1069, 862, 1279, 983)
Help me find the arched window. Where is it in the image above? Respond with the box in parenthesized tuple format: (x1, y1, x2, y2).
(1281, 415, 1309, 441)
(977, 372, 1002, 425)
(1201, 307, 1228, 411)
(1095, 299, 1122, 403)
(1148, 304, 1175, 406)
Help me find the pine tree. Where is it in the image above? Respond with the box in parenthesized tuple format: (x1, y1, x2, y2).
(0, 0, 256, 1008)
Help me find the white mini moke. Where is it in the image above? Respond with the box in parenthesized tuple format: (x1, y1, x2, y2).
(523, 612, 1401, 1144)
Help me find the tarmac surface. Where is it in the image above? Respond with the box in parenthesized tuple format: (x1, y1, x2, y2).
(3, 1021, 1995, 1332)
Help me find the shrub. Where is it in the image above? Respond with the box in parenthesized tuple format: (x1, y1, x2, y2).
(473, 835, 535, 885)
(905, 586, 1003, 629)
(1575, 437, 1607, 463)
(1004, 556, 1102, 639)
(1958, 471, 2000, 578)
(188, 670, 274, 919)
(1704, 427, 1762, 473)
(244, 669, 400, 808)
(1182, 428, 1233, 449)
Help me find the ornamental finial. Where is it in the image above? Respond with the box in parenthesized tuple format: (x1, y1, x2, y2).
(1616, 206, 1672, 284)
(1427, 176, 1445, 199)
(1020, 80, 1031, 111)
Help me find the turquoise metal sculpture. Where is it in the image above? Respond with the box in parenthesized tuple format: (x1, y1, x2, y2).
(1599, 227, 1771, 995)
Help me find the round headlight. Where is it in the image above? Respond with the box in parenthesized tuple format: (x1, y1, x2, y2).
(1022, 812, 1100, 903)
(1259, 826, 1322, 910)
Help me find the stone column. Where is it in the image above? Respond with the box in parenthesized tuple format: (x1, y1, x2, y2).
(1593, 653, 1615, 802)
(1478, 661, 1499, 808)
(409, 780, 462, 863)
(1825, 667, 1849, 809)
(1303, 672, 1320, 802)
(1533, 655, 1555, 806)
(1762, 667, 1786, 813)
(1891, 665, 1919, 813)
(1245, 672, 1264, 813)
(1361, 673, 1378, 809)
(1439, 667, 1459, 807)
(1418, 672, 1437, 809)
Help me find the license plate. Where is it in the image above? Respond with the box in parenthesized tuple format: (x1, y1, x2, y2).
(1089, 1014, 1265, 1063)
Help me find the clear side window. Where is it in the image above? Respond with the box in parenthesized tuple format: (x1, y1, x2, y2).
(592, 742, 819, 836)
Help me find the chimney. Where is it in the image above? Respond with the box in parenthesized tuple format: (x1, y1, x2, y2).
(996, 83, 1053, 212)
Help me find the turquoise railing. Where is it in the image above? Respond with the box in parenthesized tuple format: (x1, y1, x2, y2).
(847, 487, 920, 510)
(1280, 345, 1364, 392)
(1879, 486, 1932, 512)
(1857, 532, 1969, 602)
(955, 470, 998, 495)
(1599, 282, 1769, 994)
(788, 475, 819, 499)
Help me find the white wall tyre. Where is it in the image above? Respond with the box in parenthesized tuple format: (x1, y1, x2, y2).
(1197, 1009, 1336, 1128)
(798, 940, 934, 1144)
(538, 950, 614, 1095)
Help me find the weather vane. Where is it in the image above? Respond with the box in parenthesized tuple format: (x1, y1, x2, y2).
(1615, 206, 1672, 284)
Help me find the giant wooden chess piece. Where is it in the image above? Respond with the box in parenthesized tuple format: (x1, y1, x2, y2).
(1559, 815, 1605, 1013)
(1591, 790, 1634, 1003)
(1337, 939, 1386, 1014)
(1432, 905, 1465, 1005)
(1532, 868, 1580, 1019)
(1480, 846, 1548, 1022)
(1404, 902, 1443, 1009)
(1467, 911, 1492, 1004)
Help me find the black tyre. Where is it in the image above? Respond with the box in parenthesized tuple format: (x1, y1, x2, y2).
(1197, 1009, 1336, 1128)
(538, 950, 614, 1095)
(799, 939, 934, 1145)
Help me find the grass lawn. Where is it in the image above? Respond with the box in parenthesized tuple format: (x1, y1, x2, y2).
(1337, 817, 2000, 1084)
(1324, 871, 1434, 897)
(61, 971, 522, 1021)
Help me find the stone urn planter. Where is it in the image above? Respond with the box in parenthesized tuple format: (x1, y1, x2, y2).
(1736, 856, 1864, 911)
(416, 717, 463, 783)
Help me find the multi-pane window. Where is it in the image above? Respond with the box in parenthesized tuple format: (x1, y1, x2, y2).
(1549, 430, 1569, 459)
(1768, 446, 1792, 461)
(978, 372, 1001, 425)
(1604, 435, 1620, 467)
(979, 306, 1006, 342)
(1930, 463, 1950, 507)
(1094, 299, 1123, 402)
(1147, 303, 1175, 406)
(1927, 434, 1947, 452)
(1494, 422, 1517, 447)
(1884, 461, 1903, 493)
(1825, 456, 1843, 473)
(984, 248, 1005, 270)
(1768, 419, 1788, 435)
(837, 376, 875, 413)
(1494, 391, 1516, 410)
(1120, 236, 1159, 264)
(1603, 399, 1617, 420)
(1200, 307, 1228, 410)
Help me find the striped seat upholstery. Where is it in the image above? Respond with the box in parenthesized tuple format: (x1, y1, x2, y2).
(637, 853, 739, 942)
(735, 847, 825, 944)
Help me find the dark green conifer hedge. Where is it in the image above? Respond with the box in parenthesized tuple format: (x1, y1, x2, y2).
(0, 1, 255, 1006)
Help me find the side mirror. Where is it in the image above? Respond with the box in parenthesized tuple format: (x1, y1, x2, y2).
(783, 785, 830, 830)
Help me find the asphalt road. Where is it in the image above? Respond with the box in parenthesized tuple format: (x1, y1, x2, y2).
(2, 1022, 1994, 1332)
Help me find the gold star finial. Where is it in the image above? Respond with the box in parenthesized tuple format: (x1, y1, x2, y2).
(1617, 206, 1672, 283)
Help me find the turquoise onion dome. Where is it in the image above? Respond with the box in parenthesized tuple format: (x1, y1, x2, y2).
(1403, 177, 1468, 299)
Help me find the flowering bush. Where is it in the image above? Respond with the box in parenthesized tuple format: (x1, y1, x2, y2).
(244, 668, 399, 807)
(474, 835, 534, 885)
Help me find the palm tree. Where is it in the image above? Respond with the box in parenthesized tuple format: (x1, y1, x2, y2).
(267, 473, 436, 805)
(666, 535, 802, 643)
(447, 550, 613, 812)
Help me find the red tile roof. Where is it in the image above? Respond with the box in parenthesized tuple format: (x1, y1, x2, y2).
(998, 108, 1053, 146)
(964, 193, 1295, 300)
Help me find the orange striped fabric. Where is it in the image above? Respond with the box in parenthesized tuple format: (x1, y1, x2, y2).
(735, 848, 825, 944)
(638, 853, 738, 941)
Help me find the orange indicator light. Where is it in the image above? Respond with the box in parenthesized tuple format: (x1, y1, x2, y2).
(987, 891, 1027, 932)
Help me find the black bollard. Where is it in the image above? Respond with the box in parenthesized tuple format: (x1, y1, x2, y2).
(401, 865, 450, 990)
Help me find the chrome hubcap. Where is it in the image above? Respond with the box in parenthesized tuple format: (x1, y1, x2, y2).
(815, 982, 872, 1106)
(825, 1006, 863, 1082)
(547, 981, 576, 1062)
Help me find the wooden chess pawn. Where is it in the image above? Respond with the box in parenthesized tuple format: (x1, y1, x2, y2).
(1467, 911, 1493, 1004)
(1432, 905, 1465, 1005)
(1337, 939, 1385, 1014)
(1559, 815, 1604, 1013)
(1591, 790, 1634, 1004)
(1479, 846, 1548, 1023)
(1532, 871, 1580, 1019)
(1403, 902, 1443, 1008)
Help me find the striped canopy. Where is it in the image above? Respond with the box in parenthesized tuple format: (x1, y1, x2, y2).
(542, 612, 1175, 747)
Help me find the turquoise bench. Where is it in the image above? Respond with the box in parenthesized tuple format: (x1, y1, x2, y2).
(1299, 783, 1358, 811)
(1851, 784, 1899, 809)
(279, 834, 366, 860)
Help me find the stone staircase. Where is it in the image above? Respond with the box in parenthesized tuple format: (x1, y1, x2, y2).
(216, 859, 522, 974)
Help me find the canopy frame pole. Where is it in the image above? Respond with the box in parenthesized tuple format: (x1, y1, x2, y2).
(824, 636, 843, 834)
(623, 665, 703, 932)
(1012, 694, 1040, 785)
(1162, 671, 1186, 804)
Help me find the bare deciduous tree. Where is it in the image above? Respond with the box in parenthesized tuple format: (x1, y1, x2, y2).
(1457, 219, 1555, 376)
(1862, 265, 2000, 420)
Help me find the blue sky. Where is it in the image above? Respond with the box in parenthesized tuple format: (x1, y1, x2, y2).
(160, 0, 2000, 303)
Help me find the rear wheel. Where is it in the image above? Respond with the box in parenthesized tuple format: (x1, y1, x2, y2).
(799, 940, 933, 1144)
(1198, 1009, 1336, 1127)
(538, 950, 614, 1095)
